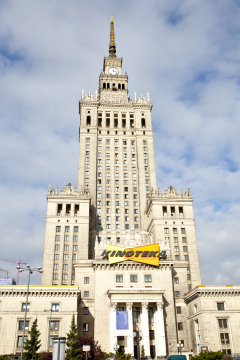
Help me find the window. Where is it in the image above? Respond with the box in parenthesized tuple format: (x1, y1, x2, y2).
(17, 336, 27, 347)
(182, 237, 186, 243)
(130, 275, 137, 282)
(50, 320, 59, 330)
(74, 226, 78, 232)
(116, 275, 123, 283)
(63, 245, 68, 251)
(53, 274, 58, 280)
(55, 244, 60, 251)
(51, 303, 59, 311)
(84, 291, 89, 297)
(56, 226, 61, 232)
(19, 320, 29, 330)
(145, 275, 152, 282)
(181, 228, 185, 234)
(174, 277, 179, 284)
(116, 216, 120, 221)
(64, 235, 69, 241)
(164, 228, 169, 234)
(65, 226, 70, 232)
(72, 254, 77, 260)
(133, 307, 140, 323)
(55, 235, 60, 241)
(217, 302, 225, 311)
(183, 246, 188, 252)
(73, 245, 78, 251)
(107, 224, 111, 229)
(187, 274, 191, 280)
(218, 319, 228, 328)
(175, 291, 180, 297)
(178, 322, 183, 330)
(54, 264, 59, 270)
(174, 237, 178, 243)
(73, 236, 78, 242)
(175, 255, 180, 260)
(83, 307, 89, 315)
(176, 306, 181, 314)
(84, 277, 89, 284)
(117, 237, 120, 243)
(83, 323, 89, 332)
(220, 333, 230, 344)
(149, 330, 155, 340)
(173, 228, 177, 234)
(148, 307, 154, 323)
(62, 274, 68, 280)
(134, 201, 138, 206)
(63, 254, 68, 260)
(184, 255, 188, 261)
(54, 254, 59, 260)
(174, 246, 179, 252)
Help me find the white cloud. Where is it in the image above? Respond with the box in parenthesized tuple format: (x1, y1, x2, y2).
(0, 0, 240, 285)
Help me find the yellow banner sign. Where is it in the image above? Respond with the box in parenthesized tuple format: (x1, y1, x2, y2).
(101, 243, 166, 267)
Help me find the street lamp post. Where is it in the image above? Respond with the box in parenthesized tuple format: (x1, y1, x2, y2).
(177, 341, 184, 355)
(133, 326, 143, 360)
(16, 264, 43, 360)
(44, 308, 59, 352)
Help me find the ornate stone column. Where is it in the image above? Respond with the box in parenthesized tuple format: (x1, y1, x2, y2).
(154, 301, 166, 357)
(110, 302, 117, 352)
(126, 302, 134, 356)
(141, 302, 150, 357)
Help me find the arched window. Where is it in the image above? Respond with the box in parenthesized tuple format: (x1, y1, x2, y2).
(122, 84, 125, 90)
(118, 84, 121, 90)
(87, 116, 91, 126)
(103, 83, 106, 89)
(141, 118, 146, 128)
(107, 83, 110, 89)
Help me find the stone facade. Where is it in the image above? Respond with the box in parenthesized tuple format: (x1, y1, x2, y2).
(185, 286, 240, 355)
(0, 286, 80, 355)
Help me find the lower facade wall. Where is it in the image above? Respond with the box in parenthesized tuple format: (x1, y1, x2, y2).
(0, 286, 80, 355)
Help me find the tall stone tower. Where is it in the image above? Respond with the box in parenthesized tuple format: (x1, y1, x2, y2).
(41, 17, 200, 301)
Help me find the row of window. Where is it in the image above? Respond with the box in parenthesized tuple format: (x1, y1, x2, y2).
(21, 303, 59, 312)
(174, 246, 188, 252)
(56, 235, 78, 242)
(165, 228, 185, 234)
(55, 245, 78, 251)
(54, 254, 77, 261)
(56, 226, 78, 233)
(116, 274, 152, 283)
(175, 255, 189, 261)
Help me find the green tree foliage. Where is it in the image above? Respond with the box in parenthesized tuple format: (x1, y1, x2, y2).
(115, 348, 131, 360)
(23, 318, 41, 360)
(65, 315, 82, 360)
(191, 351, 225, 360)
(140, 345, 145, 358)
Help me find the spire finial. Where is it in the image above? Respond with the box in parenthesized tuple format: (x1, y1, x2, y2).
(109, 16, 116, 57)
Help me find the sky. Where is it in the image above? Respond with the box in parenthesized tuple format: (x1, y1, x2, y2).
(0, 0, 240, 286)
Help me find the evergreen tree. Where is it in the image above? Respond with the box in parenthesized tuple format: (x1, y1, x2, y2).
(65, 315, 82, 360)
(23, 318, 41, 360)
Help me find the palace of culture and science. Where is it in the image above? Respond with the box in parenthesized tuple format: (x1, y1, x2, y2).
(0, 18, 239, 358)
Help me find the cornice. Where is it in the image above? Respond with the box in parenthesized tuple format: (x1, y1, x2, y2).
(185, 285, 240, 303)
(0, 286, 80, 298)
(92, 260, 173, 271)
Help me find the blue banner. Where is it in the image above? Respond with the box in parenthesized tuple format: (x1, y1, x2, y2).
(116, 311, 129, 330)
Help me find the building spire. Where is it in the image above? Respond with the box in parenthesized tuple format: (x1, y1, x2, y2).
(109, 16, 116, 57)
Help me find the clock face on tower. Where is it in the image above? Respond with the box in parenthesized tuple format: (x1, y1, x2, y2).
(109, 67, 118, 75)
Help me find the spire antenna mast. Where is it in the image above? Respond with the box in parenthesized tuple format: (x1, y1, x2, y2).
(109, 16, 116, 57)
